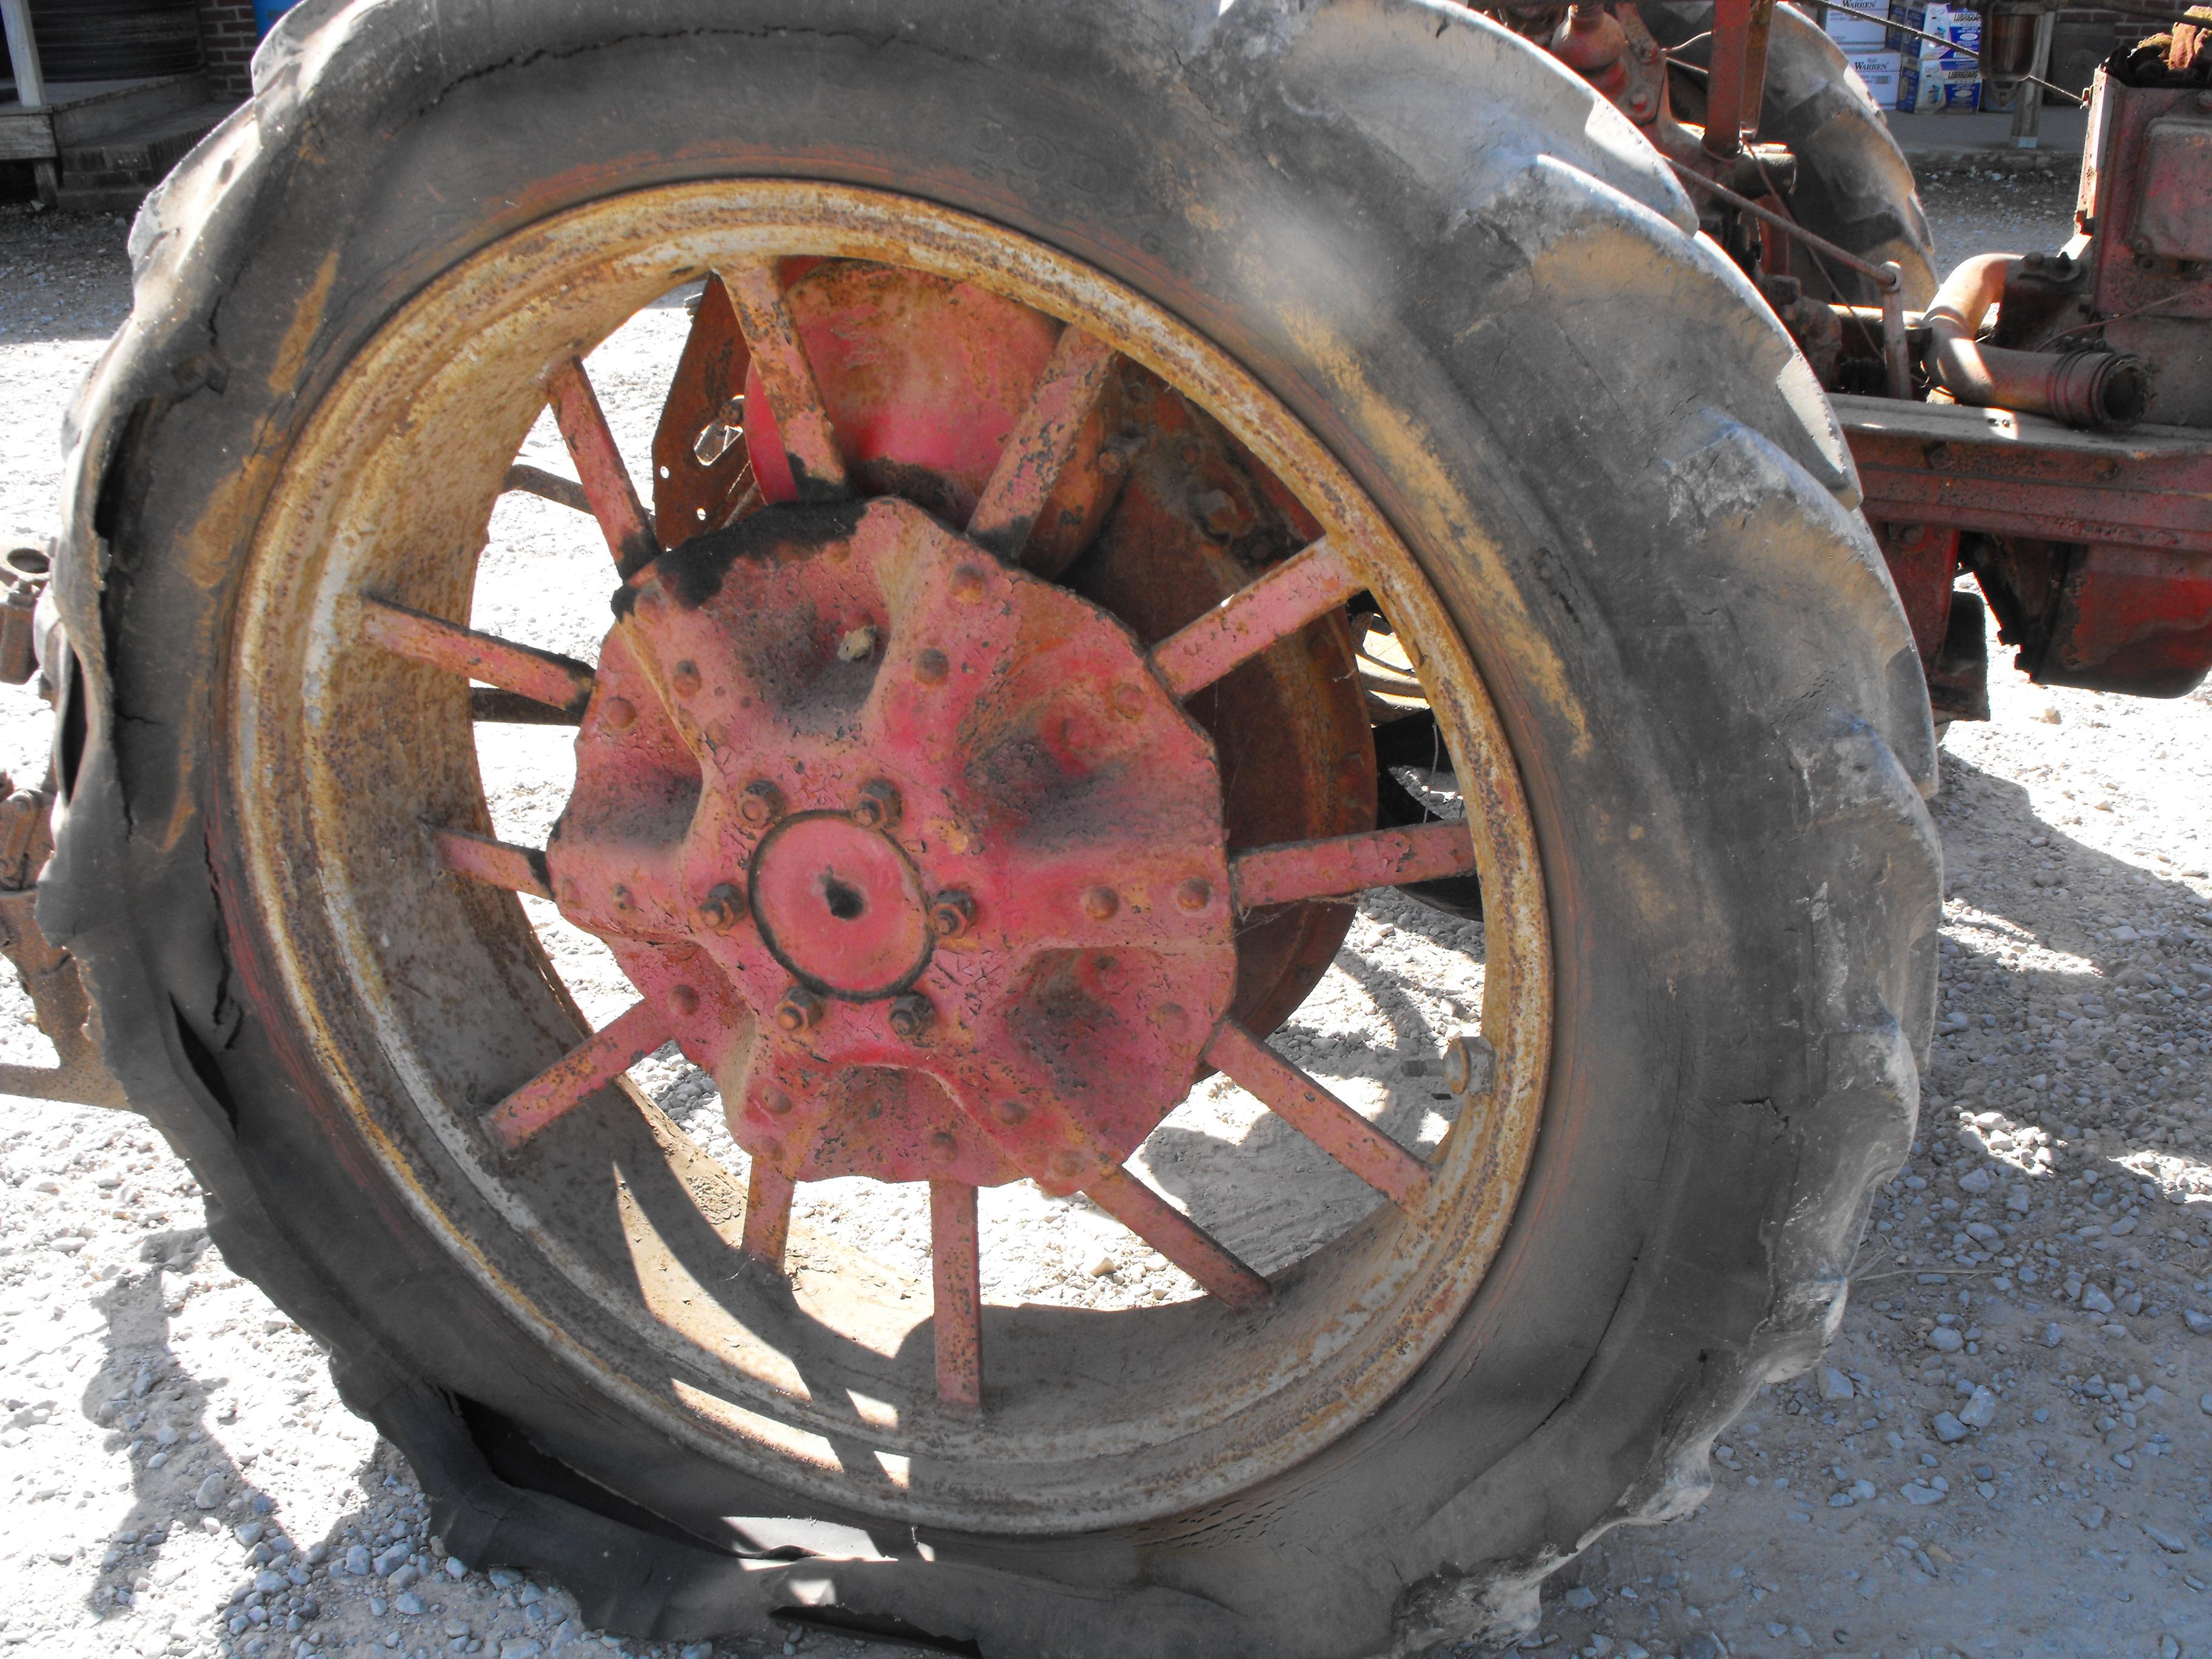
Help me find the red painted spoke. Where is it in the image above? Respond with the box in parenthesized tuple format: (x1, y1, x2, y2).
(966, 326, 1119, 566)
(502, 463, 592, 516)
(1204, 1023, 1432, 1212)
(720, 263, 850, 500)
(429, 826, 552, 900)
(359, 598, 595, 717)
(1086, 1169, 1271, 1311)
(1149, 537, 1360, 700)
(1231, 822, 1476, 911)
(930, 1181, 984, 1414)
(743, 1162, 795, 1270)
(544, 357, 659, 570)
(483, 999, 668, 1153)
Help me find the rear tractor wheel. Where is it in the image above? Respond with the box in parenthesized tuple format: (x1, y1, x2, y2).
(45, 4, 1941, 1654)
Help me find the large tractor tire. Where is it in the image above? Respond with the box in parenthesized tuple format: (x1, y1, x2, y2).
(42, 2, 1940, 1654)
(1649, 0, 1941, 307)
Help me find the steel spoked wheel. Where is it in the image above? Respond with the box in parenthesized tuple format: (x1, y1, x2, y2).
(228, 183, 1550, 1531)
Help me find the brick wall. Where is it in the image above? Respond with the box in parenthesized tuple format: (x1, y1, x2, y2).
(197, 0, 259, 101)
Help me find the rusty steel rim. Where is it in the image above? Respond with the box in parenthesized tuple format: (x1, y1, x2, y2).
(226, 182, 1552, 1532)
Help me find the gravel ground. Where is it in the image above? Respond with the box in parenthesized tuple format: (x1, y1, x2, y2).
(2, 158, 2208, 1659)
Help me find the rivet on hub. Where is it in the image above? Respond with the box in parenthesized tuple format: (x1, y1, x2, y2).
(930, 1130, 959, 1162)
(739, 779, 786, 827)
(698, 883, 744, 933)
(1442, 1032, 1498, 1099)
(762, 1088, 794, 1118)
(670, 660, 703, 699)
(887, 992, 936, 1042)
(914, 648, 949, 685)
(950, 565, 988, 604)
(600, 696, 637, 731)
(930, 890, 975, 939)
(1175, 877, 1213, 912)
(776, 985, 826, 1034)
(668, 984, 699, 1017)
(1081, 885, 1119, 921)
(994, 1099, 1028, 1125)
(1109, 682, 1145, 722)
(851, 779, 903, 831)
(1049, 1151, 1085, 1181)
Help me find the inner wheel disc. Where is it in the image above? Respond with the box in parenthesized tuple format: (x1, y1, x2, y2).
(228, 181, 1552, 1533)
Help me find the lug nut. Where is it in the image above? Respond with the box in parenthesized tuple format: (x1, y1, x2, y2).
(887, 992, 936, 1041)
(739, 779, 785, 827)
(776, 985, 826, 1034)
(1080, 885, 1119, 921)
(852, 779, 903, 831)
(1191, 487, 1240, 538)
(1442, 1032, 1498, 1099)
(929, 890, 975, 938)
(698, 883, 744, 932)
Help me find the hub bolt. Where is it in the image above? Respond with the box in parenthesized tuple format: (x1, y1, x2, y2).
(851, 779, 903, 831)
(887, 992, 936, 1042)
(698, 883, 745, 932)
(1441, 1032, 1498, 1099)
(776, 986, 826, 1034)
(739, 779, 786, 826)
(1081, 885, 1120, 921)
(929, 890, 976, 938)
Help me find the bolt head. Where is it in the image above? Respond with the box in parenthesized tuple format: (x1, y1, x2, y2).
(1081, 885, 1120, 921)
(929, 890, 975, 938)
(887, 991, 936, 1041)
(775, 986, 824, 1033)
(1442, 1032, 1498, 1098)
(1191, 487, 1239, 538)
(698, 882, 744, 932)
(852, 779, 903, 831)
(739, 779, 786, 826)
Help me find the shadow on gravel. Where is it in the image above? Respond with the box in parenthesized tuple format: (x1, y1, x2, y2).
(1926, 751, 2212, 1141)
(75, 1226, 269, 1645)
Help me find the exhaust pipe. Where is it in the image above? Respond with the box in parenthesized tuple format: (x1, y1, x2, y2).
(1923, 252, 2151, 431)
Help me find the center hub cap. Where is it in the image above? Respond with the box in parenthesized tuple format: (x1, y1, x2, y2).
(546, 497, 1238, 1194)
(751, 813, 931, 997)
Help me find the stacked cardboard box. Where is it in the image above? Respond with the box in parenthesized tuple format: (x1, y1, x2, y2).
(1889, 1, 1983, 109)
(1824, 4, 1903, 106)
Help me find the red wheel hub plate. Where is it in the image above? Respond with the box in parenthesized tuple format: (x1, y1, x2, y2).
(547, 496, 1238, 1195)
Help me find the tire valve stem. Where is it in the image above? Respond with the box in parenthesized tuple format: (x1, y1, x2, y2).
(1442, 1032, 1497, 1099)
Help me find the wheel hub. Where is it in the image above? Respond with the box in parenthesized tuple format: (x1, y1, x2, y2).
(547, 494, 1239, 1193)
